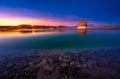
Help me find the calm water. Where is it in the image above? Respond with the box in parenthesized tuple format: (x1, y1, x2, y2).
(0, 29, 120, 55)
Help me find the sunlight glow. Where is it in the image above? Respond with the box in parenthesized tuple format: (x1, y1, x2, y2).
(0, 18, 26, 26)
(0, 8, 77, 26)
(0, 17, 76, 26)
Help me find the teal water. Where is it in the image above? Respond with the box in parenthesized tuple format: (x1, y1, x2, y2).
(0, 29, 120, 55)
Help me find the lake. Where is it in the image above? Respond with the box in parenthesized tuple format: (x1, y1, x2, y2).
(0, 29, 120, 55)
(0, 29, 120, 79)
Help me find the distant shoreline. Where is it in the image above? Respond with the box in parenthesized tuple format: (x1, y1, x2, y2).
(0, 25, 120, 31)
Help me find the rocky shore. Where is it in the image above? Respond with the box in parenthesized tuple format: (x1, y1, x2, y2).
(0, 48, 120, 79)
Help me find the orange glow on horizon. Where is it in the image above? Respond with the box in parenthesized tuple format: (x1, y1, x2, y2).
(0, 18, 26, 26)
(0, 17, 76, 26)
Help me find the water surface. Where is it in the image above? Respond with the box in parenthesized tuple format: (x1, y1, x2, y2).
(0, 29, 120, 55)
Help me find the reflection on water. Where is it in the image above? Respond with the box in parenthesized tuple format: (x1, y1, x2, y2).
(0, 30, 65, 38)
(77, 29, 120, 37)
(0, 29, 120, 55)
(0, 29, 120, 38)
(77, 29, 86, 36)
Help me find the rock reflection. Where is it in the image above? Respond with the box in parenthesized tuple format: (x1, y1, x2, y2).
(77, 29, 87, 36)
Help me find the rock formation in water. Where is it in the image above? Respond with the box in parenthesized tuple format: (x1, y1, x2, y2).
(77, 20, 87, 29)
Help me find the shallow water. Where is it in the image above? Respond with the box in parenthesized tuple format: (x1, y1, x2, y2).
(0, 29, 120, 55)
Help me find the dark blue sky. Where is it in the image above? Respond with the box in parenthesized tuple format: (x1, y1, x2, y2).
(0, 0, 120, 25)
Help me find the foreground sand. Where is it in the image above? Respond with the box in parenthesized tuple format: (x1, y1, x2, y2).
(0, 48, 120, 79)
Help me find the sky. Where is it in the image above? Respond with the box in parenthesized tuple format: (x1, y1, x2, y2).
(0, 0, 120, 26)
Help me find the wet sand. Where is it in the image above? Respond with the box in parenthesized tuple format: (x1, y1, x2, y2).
(0, 48, 120, 79)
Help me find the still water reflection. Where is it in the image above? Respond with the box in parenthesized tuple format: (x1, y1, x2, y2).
(0, 29, 120, 55)
(77, 29, 87, 36)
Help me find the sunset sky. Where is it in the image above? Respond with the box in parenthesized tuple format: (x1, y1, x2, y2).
(0, 0, 120, 26)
